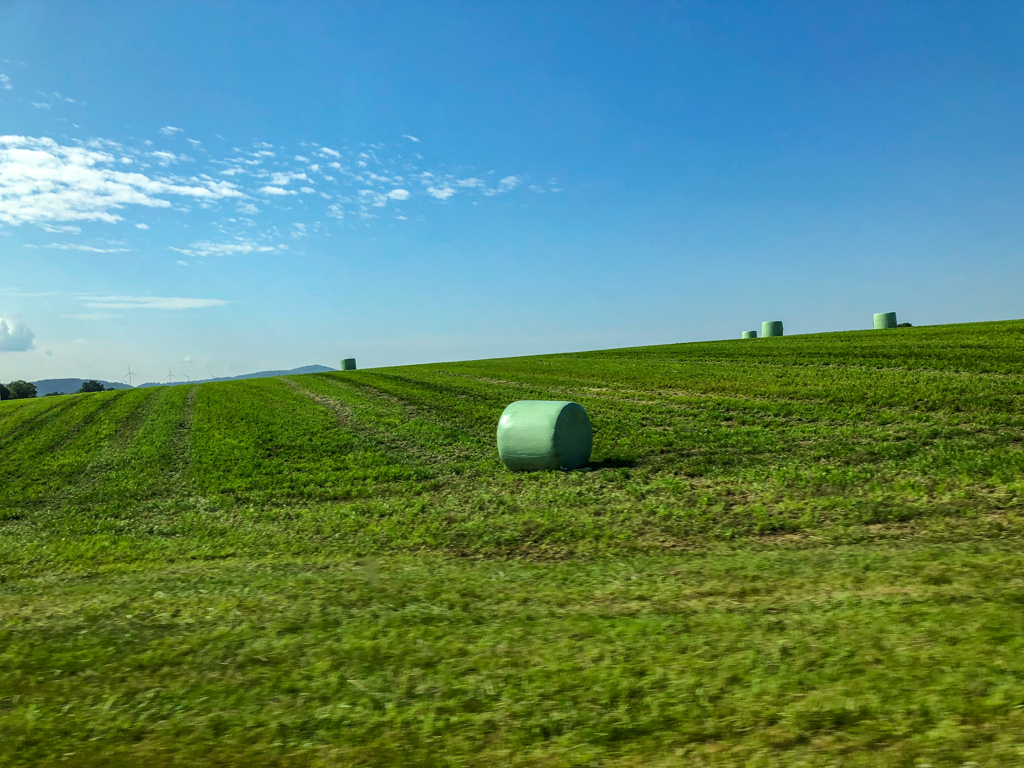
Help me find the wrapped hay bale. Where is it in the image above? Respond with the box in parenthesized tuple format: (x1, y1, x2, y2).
(873, 312, 897, 330)
(762, 320, 784, 337)
(496, 400, 593, 471)
(341, 358, 357, 371)
(742, 330, 758, 339)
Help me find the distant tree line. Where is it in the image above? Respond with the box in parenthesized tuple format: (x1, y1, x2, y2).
(1, 380, 107, 400)
(1, 381, 36, 400)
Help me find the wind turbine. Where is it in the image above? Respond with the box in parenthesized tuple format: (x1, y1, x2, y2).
(123, 365, 135, 387)
(167, 368, 175, 384)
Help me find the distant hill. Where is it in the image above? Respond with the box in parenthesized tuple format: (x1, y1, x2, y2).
(137, 364, 336, 388)
(33, 378, 134, 395)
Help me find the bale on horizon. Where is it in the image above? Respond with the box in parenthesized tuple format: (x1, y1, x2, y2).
(762, 320, 784, 337)
(341, 358, 357, 371)
(874, 312, 898, 330)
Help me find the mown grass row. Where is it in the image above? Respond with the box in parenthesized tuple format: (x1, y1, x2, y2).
(2, 320, 1024, 766)
(1, 321, 1023, 577)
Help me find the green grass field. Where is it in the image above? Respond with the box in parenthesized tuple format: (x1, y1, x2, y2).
(2, 320, 1024, 766)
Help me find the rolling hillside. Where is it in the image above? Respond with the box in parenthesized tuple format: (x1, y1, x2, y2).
(31, 378, 133, 395)
(2, 320, 1023, 766)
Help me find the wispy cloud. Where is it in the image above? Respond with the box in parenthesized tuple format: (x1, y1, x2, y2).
(0, 74, 12, 91)
(61, 312, 116, 321)
(31, 102, 51, 110)
(83, 295, 227, 310)
(159, 126, 184, 136)
(269, 171, 308, 185)
(402, 134, 420, 143)
(258, 186, 296, 196)
(29, 242, 130, 253)
(169, 239, 283, 258)
(150, 150, 184, 166)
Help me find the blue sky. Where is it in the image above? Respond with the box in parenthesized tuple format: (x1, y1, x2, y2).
(1, 2, 1021, 384)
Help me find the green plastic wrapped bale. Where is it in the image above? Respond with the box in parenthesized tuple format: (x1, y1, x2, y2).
(762, 320, 784, 338)
(497, 400, 593, 471)
(873, 312, 897, 330)
(742, 330, 758, 339)
(341, 358, 357, 371)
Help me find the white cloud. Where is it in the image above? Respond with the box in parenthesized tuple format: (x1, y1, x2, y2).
(455, 178, 483, 188)
(294, 155, 309, 162)
(299, 186, 315, 194)
(270, 171, 309, 185)
(39, 223, 81, 234)
(499, 175, 521, 190)
(159, 126, 184, 136)
(426, 186, 455, 200)
(402, 134, 420, 143)
(31, 102, 51, 110)
(135, 223, 149, 229)
(0, 74, 11, 90)
(319, 147, 341, 159)
(187, 138, 202, 147)
(150, 150, 182, 166)
(84, 295, 227, 310)
(236, 201, 259, 215)
(387, 188, 410, 200)
(32, 242, 130, 253)
(169, 239, 281, 257)
(358, 190, 388, 207)
(258, 186, 296, 196)
(0, 314, 34, 352)
(0, 136, 243, 225)
(177, 260, 189, 266)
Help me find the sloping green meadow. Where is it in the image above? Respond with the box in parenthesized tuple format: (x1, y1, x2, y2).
(2, 321, 1024, 765)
